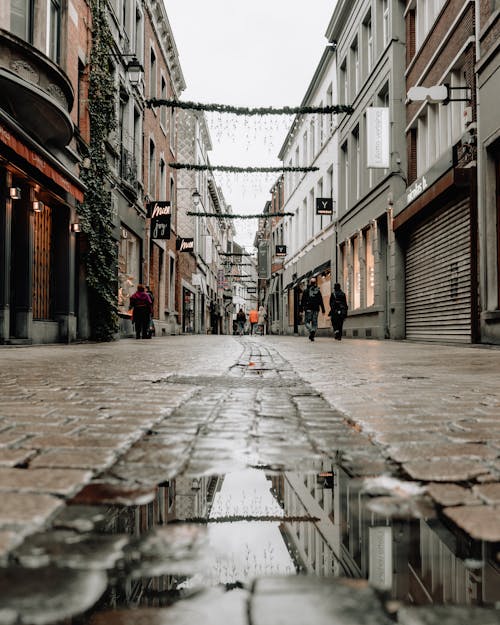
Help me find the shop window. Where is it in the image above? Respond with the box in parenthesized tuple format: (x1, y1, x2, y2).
(353, 236, 361, 309)
(118, 226, 141, 315)
(182, 287, 195, 333)
(366, 228, 375, 307)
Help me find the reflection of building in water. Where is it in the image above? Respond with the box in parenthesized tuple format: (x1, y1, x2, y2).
(281, 466, 500, 606)
(174, 475, 222, 520)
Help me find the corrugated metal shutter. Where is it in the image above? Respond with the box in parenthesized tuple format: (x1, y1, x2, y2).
(405, 199, 471, 342)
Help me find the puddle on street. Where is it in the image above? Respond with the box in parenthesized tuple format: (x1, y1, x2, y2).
(2, 464, 500, 624)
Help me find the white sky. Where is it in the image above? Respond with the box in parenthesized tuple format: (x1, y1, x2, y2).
(164, 1, 337, 248)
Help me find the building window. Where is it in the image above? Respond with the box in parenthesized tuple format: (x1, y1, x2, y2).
(351, 38, 359, 96)
(135, 6, 144, 64)
(160, 76, 167, 130)
(48, 0, 61, 63)
(10, 0, 34, 43)
(382, 0, 390, 47)
(366, 14, 373, 73)
(339, 62, 347, 108)
(149, 139, 156, 197)
(302, 131, 308, 166)
(353, 126, 361, 200)
(149, 47, 157, 99)
(310, 120, 315, 160)
(319, 102, 324, 146)
(341, 141, 349, 211)
(118, 226, 141, 315)
(327, 83, 335, 133)
(415, 0, 446, 49)
(159, 158, 166, 200)
(170, 106, 176, 152)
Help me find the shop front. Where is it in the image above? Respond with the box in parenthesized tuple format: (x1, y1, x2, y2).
(0, 125, 84, 345)
(182, 285, 195, 333)
(394, 151, 477, 343)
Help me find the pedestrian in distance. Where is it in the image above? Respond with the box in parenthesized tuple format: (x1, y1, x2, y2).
(300, 277, 325, 341)
(248, 308, 259, 335)
(257, 305, 267, 336)
(236, 308, 246, 336)
(129, 284, 153, 340)
(329, 282, 348, 341)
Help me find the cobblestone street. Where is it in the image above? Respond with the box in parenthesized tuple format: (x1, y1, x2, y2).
(0, 336, 500, 624)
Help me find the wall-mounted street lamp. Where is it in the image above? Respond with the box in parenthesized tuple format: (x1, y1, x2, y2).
(70, 223, 81, 233)
(9, 187, 21, 200)
(126, 57, 143, 86)
(32, 200, 44, 213)
(191, 189, 201, 207)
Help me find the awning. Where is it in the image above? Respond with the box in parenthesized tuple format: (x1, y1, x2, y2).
(311, 260, 331, 278)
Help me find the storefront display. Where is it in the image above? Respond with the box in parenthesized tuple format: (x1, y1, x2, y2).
(118, 226, 141, 315)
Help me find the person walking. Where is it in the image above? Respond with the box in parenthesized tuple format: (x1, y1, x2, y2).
(329, 282, 348, 341)
(257, 305, 267, 335)
(236, 308, 246, 336)
(248, 308, 259, 335)
(129, 284, 153, 340)
(300, 277, 325, 341)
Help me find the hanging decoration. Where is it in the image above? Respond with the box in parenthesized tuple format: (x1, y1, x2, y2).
(171, 164, 318, 173)
(220, 252, 253, 257)
(147, 98, 354, 116)
(187, 211, 293, 219)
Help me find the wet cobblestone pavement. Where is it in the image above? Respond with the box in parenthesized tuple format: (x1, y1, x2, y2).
(0, 336, 499, 624)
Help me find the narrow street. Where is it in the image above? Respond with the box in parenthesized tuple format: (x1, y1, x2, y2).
(0, 336, 499, 624)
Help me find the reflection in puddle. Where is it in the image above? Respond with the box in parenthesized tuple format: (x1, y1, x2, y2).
(181, 470, 296, 587)
(2, 465, 500, 624)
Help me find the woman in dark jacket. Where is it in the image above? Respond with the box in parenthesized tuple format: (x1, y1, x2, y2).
(129, 284, 153, 339)
(329, 283, 348, 341)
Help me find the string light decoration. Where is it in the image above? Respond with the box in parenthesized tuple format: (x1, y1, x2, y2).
(171, 164, 318, 173)
(187, 211, 293, 219)
(146, 99, 354, 116)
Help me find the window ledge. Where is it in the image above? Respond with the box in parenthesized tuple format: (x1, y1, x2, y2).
(347, 305, 383, 317)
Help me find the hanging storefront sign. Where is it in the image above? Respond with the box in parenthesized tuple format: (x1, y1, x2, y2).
(176, 237, 194, 252)
(366, 107, 390, 168)
(275, 245, 287, 256)
(316, 198, 334, 216)
(258, 241, 269, 279)
(247, 287, 257, 293)
(147, 201, 171, 239)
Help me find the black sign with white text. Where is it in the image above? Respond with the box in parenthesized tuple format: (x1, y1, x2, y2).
(176, 237, 194, 252)
(275, 245, 287, 256)
(147, 201, 171, 240)
(316, 197, 334, 216)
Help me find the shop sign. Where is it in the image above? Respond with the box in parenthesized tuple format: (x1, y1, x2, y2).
(177, 237, 194, 252)
(258, 241, 269, 279)
(275, 245, 287, 256)
(147, 201, 171, 240)
(247, 287, 257, 293)
(366, 107, 390, 168)
(316, 198, 334, 216)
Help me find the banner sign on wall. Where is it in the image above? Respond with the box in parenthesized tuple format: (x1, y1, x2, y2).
(366, 107, 390, 168)
(316, 198, 334, 216)
(258, 241, 269, 279)
(147, 201, 171, 240)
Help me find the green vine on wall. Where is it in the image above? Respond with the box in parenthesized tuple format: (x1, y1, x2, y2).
(78, 0, 119, 341)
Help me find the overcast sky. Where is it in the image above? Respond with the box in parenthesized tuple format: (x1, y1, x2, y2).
(164, 1, 337, 247)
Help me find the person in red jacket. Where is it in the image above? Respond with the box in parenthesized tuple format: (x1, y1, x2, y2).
(129, 284, 153, 339)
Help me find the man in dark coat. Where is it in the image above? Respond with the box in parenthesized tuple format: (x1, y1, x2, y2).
(329, 282, 348, 341)
(300, 277, 325, 341)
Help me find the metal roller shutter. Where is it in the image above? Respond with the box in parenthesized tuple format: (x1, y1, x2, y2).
(405, 199, 471, 342)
